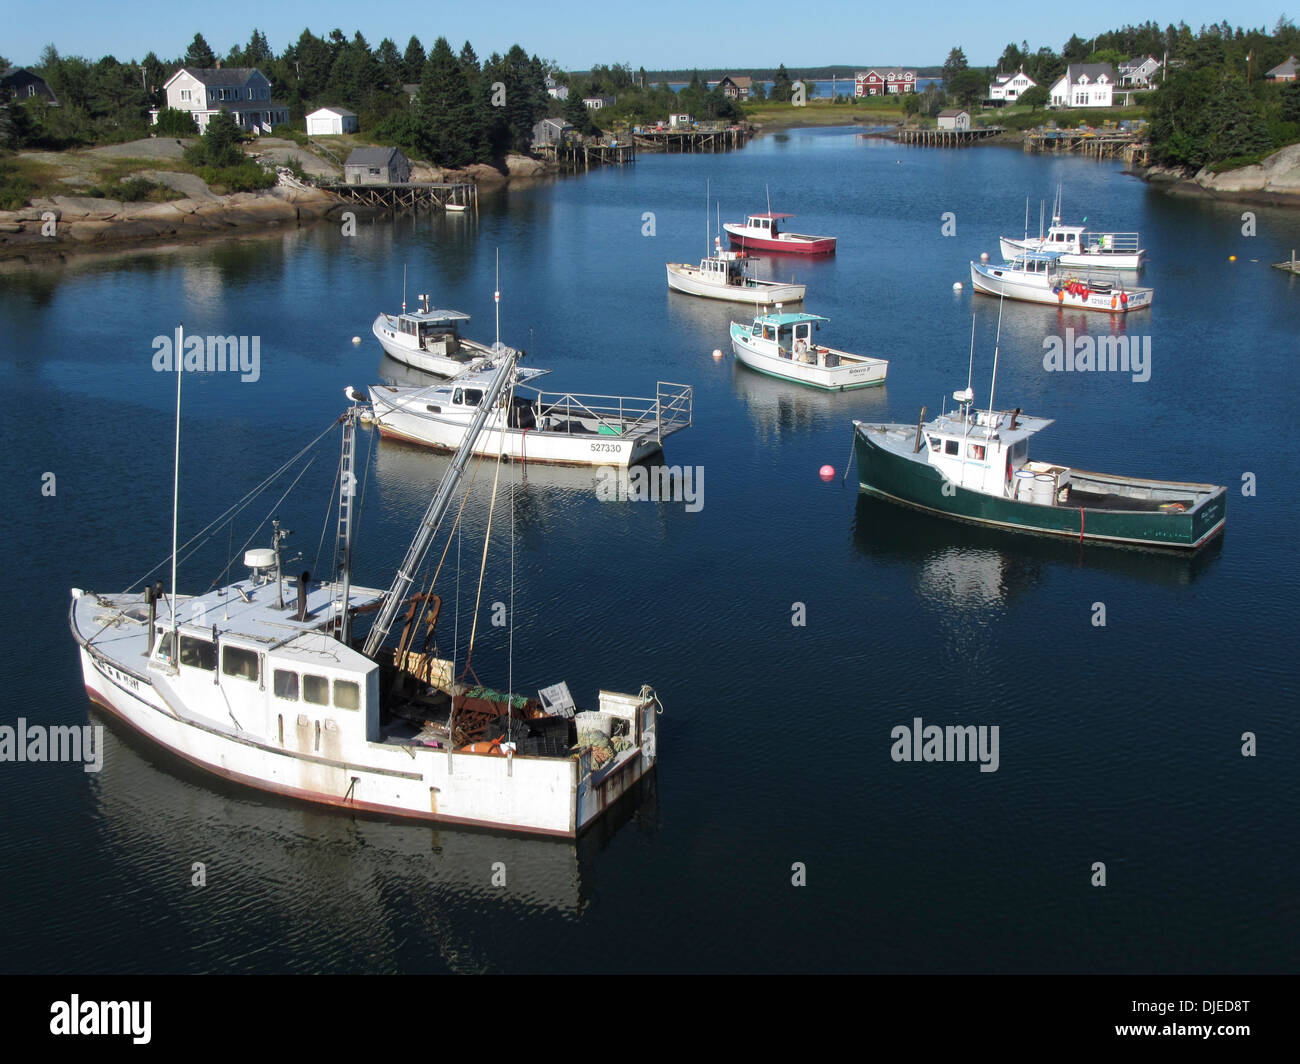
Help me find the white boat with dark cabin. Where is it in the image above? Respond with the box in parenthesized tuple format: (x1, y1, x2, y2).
(371, 293, 512, 378)
(70, 339, 663, 837)
(368, 366, 693, 468)
(729, 310, 887, 390)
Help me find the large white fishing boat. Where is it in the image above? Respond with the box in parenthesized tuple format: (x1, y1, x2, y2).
(729, 310, 888, 390)
(667, 237, 807, 305)
(368, 366, 693, 468)
(970, 252, 1153, 313)
(70, 335, 662, 836)
(1000, 190, 1144, 269)
(371, 293, 513, 378)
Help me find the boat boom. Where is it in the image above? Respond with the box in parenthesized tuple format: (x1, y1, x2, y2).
(362, 347, 520, 658)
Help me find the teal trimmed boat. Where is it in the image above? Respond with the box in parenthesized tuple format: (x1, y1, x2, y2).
(729, 311, 888, 391)
(852, 401, 1226, 550)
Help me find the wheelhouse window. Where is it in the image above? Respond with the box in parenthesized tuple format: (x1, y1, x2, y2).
(333, 680, 360, 710)
(462, 389, 483, 407)
(222, 646, 259, 682)
(944, 440, 959, 456)
(303, 674, 329, 706)
(179, 635, 217, 671)
(927, 436, 941, 452)
(273, 669, 299, 701)
(156, 630, 175, 660)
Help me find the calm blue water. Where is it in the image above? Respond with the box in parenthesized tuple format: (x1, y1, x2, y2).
(2, 127, 1298, 973)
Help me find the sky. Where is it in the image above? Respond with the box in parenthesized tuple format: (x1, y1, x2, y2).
(3, 0, 1293, 69)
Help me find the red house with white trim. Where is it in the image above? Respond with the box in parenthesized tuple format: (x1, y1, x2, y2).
(855, 69, 917, 96)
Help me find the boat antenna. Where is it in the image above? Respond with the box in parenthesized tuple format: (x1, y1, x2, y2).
(402, 263, 407, 314)
(1039, 199, 1045, 241)
(1053, 182, 1062, 226)
(965, 310, 977, 397)
(986, 295, 1005, 440)
(765, 183, 772, 217)
(169, 323, 183, 645)
(705, 178, 710, 258)
(1023, 196, 1029, 242)
(494, 249, 501, 349)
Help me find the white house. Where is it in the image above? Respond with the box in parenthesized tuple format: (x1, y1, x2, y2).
(1049, 64, 1116, 108)
(989, 69, 1036, 102)
(152, 67, 289, 134)
(583, 96, 615, 110)
(937, 109, 970, 131)
(544, 75, 569, 101)
(305, 107, 357, 136)
(668, 113, 692, 129)
(1117, 56, 1162, 88)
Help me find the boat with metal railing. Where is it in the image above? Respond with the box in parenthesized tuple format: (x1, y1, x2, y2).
(1000, 190, 1144, 269)
(970, 251, 1153, 312)
(367, 368, 693, 468)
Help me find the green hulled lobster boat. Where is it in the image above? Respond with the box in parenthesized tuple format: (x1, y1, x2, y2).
(852, 395, 1225, 550)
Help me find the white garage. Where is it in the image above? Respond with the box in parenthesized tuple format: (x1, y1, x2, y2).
(306, 107, 358, 136)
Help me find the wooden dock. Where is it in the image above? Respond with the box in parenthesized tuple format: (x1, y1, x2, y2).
(896, 126, 1005, 147)
(1273, 250, 1299, 275)
(537, 141, 636, 171)
(325, 181, 478, 212)
(633, 126, 751, 152)
(1024, 130, 1142, 159)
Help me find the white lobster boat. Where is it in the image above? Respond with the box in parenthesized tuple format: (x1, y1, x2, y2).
(999, 223, 1144, 270)
(729, 310, 887, 390)
(70, 344, 662, 837)
(970, 252, 1153, 313)
(368, 366, 693, 468)
(666, 238, 806, 305)
(371, 294, 513, 378)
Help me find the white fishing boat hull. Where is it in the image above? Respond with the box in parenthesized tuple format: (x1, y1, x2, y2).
(368, 382, 692, 468)
(371, 314, 495, 378)
(665, 262, 806, 305)
(999, 236, 1143, 271)
(729, 325, 887, 390)
(970, 262, 1153, 313)
(72, 591, 659, 837)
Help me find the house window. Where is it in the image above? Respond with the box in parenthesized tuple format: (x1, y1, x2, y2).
(222, 646, 259, 682)
(179, 636, 217, 671)
(27, 85, 36, 98)
(333, 680, 360, 710)
(273, 669, 299, 701)
(368, 167, 380, 176)
(180, 89, 191, 101)
(303, 674, 329, 706)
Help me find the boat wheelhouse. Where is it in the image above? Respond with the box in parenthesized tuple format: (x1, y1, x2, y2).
(666, 238, 807, 304)
(1000, 223, 1144, 270)
(722, 213, 836, 255)
(368, 365, 693, 468)
(728, 311, 887, 390)
(71, 352, 663, 837)
(371, 294, 509, 378)
(970, 251, 1153, 312)
(853, 391, 1226, 550)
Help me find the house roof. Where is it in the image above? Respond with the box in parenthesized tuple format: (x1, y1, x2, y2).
(719, 75, 752, 88)
(1266, 55, 1298, 78)
(345, 146, 405, 167)
(308, 106, 356, 117)
(166, 66, 269, 88)
(937, 109, 968, 117)
(1058, 63, 1117, 87)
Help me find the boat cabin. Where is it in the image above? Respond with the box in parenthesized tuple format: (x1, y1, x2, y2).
(699, 251, 747, 286)
(411, 367, 548, 425)
(393, 297, 471, 355)
(922, 405, 1059, 498)
(745, 312, 842, 365)
(745, 212, 793, 236)
(1039, 224, 1140, 255)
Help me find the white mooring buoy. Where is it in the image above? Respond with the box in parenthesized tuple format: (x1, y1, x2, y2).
(351, 336, 361, 345)
(979, 252, 989, 262)
(712, 348, 723, 360)
(952, 282, 963, 291)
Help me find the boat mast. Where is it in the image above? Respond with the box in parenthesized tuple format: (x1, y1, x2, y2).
(402, 263, 407, 314)
(361, 348, 521, 660)
(331, 395, 362, 643)
(169, 324, 183, 646)
(1023, 196, 1029, 242)
(705, 178, 710, 259)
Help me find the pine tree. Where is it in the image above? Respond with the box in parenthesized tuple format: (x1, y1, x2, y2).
(402, 37, 426, 84)
(417, 37, 482, 167)
(185, 33, 215, 69)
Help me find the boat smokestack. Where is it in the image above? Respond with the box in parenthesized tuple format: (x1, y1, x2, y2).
(297, 570, 310, 622)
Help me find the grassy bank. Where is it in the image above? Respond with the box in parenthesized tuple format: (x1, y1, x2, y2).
(744, 98, 906, 130)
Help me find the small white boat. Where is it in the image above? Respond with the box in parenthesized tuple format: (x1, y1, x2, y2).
(1000, 223, 1144, 270)
(368, 366, 693, 468)
(970, 252, 1153, 313)
(667, 238, 806, 305)
(729, 310, 887, 390)
(371, 294, 511, 378)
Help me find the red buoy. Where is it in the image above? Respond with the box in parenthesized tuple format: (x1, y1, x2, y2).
(819, 465, 835, 481)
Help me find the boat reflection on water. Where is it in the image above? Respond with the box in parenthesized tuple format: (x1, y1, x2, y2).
(851, 493, 1223, 596)
(731, 362, 887, 440)
(88, 700, 659, 932)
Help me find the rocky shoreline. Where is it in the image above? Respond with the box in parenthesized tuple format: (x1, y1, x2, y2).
(1132, 143, 1300, 208)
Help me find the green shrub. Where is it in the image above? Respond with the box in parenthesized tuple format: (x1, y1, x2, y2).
(0, 163, 36, 209)
(197, 160, 277, 193)
(154, 108, 199, 137)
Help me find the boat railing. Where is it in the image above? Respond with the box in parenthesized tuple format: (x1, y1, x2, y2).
(534, 383, 693, 441)
(1086, 232, 1141, 252)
